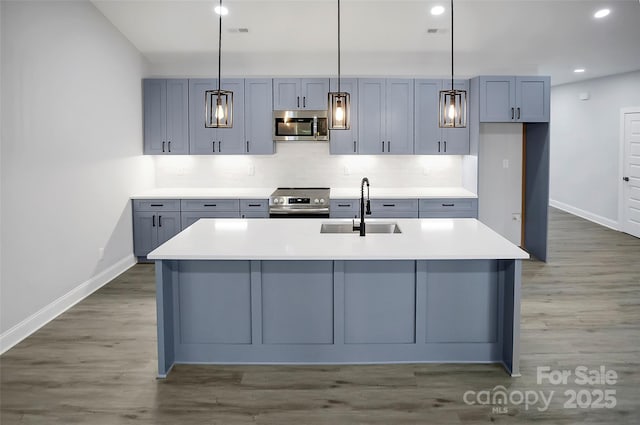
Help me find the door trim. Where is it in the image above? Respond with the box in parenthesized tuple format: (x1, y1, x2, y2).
(618, 107, 640, 234)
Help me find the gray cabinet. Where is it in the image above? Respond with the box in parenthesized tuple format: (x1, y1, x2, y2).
(273, 78, 329, 110)
(329, 78, 359, 154)
(133, 199, 181, 258)
(419, 198, 478, 218)
(180, 199, 240, 228)
(414, 79, 469, 155)
(479, 76, 549, 123)
(240, 199, 269, 218)
(369, 199, 419, 218)
(358, 79, 414, 154)
(143, 79, 189, 154)
(330, 199, 359, 218)
(189, 79, 245, 154)
(244, 79, 274, 154)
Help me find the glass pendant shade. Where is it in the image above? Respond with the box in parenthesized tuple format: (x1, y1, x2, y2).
(205, 90, 233, 128)
(328, 92, 350, 130)
(438, 89, 467, 128)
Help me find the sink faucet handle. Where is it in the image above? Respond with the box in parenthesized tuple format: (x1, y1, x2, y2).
(365, 199, 371, 215)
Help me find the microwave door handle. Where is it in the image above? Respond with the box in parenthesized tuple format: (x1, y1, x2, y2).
(313, 116, 318, 140)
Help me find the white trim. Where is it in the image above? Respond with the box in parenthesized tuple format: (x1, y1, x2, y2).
(619, 107, 640, 235)
(0, 255, 136, 354)
(549, 199, 619, 231)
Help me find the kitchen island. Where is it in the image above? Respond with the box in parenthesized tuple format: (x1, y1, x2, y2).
(148, 218, 528, 378)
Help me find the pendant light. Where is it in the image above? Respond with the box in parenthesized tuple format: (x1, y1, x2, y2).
(438, 0, 467, 128)
(328, 0, 350, 130)
(205, 0, 233, 128)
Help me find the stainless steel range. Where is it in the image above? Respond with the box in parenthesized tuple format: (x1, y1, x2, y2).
(269, 187, 330, 218)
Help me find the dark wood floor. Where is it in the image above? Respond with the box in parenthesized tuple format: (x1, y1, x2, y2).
(2, 208, 639, 424)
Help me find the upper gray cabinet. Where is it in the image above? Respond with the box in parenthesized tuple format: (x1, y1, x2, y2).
(479, 76, 550, 123)
(358, 79, 414, 155)
(245, 79, 275, 155)
(143, 79, 189, 154)
(329, 78, 358, 155)
(189, 79, 245, 154)
(273, 78, 329, 110)
(414, 79, 469, 155)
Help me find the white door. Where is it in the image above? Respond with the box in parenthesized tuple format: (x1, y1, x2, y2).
(622, 112, 640, 238)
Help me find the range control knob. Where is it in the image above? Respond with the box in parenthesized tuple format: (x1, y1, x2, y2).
(280, 198, 285, 204)
(314, 198, 320, 204)
(273, 198, 279, 204)
(320, 198, 326, 204)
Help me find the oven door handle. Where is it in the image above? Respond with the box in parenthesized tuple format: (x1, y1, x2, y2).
(268, 208, 330, 215)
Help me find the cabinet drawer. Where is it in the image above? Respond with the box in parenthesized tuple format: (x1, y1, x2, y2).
(330, 199, 359, 218)
(240, 199, 269, 212)
(180, 199, 240, 212)
(369, 199, 419, 216)
(419, 198, 478, 218)
(133, 199, 180, 212)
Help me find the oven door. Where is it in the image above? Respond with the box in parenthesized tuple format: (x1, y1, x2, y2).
(269, 208, 330, 218)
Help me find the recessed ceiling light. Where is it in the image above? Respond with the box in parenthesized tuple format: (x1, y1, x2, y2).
(594, 8, 610, 18)
(574, 68, 586, 73)
(214, 5, 229, 16)
(430, 5, 445, 16)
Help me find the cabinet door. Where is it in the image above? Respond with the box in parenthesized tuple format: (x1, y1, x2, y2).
(329, 78, 358, 154)
(217, 79, 245, 154)
(133, 211, 158, 257)
(358, 79, 386, 154)
(189, 79, 219, 154)
(164, 79, 189, 154)
(157, 211, 181, 246)
(414, 79, 441, 155)
(301, 78, 329, 109)
(440, 79, 470, 154)
(516, 76, 550, 122)
(245, 79, 274, 154)
(143, 79, 167, 154)
(386, 79, 414, 154)
(479, 76, 516, 122)
(273, 79, 301, 110)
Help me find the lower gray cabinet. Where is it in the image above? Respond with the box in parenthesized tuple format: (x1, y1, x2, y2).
(240, 199, 269, 218)
(133, 199, 181, 259)
(419, 198, 478, 218)
(180, 199, 240, 229)
(369, 199, 419, 218)
(330, 199, 359, 218)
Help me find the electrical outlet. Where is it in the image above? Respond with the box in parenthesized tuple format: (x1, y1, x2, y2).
(423, 166, 430, 175)
(177, 167, 186, 176)
(247, 165, 255, 176)
(343, 166, 351, 175)
(503, 159, 509, 169)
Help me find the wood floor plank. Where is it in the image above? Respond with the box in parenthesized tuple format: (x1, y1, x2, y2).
(1, 208, 639, 424)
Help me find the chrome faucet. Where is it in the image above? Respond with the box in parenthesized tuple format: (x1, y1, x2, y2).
(353, 177, 371, 236)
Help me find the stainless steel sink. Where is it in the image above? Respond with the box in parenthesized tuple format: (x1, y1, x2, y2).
(320, 222, 402, 234)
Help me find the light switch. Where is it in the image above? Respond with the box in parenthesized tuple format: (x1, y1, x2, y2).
(344, 166, 351, 175)
(503, 159, 509, 169)
(247, 165, 255, 176)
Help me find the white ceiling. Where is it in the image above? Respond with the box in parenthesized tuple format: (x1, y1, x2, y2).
(92, 0, 640, 85)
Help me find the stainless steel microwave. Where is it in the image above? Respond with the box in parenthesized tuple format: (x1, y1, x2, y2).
(273, 110, 329, 141)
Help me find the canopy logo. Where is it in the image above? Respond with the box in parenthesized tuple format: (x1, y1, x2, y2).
(463, 385, 553, 413)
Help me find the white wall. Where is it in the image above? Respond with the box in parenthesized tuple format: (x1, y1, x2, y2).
(0, 1, 154, 349)
(154, 143, 463, 189)
(478, 124, 523, 245)
(550, 71, 640, 228)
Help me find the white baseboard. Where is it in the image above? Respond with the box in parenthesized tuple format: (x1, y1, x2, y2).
(549, 199, 619, 231)
(0, 255, 136, 354)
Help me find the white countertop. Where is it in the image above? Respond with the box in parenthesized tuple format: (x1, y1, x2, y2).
(132, 187, 477, 200)
(148, 218, 528, 261)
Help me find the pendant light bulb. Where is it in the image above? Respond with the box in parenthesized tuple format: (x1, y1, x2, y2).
(215, 97, 225, 120)
(447, 103, 455, 120)
(335, 100, 344, 122)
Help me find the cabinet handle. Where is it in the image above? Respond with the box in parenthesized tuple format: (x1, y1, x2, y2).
(442, 203, 455, 207)
(387, 141, 390, 152)
(246, 140, 250, 152)
(162, 141, 165, 153)
(204, 204, 217, 207)
(248, 203, 261, 207)
(381, 141, 385, 152)
(152, 215, 156, 227)
(383, 204, 396, 207)
(158, 215, 162, 227)
(353, 141, 357, 153)
(168, 141, 171, 152)
(218, 141, 221, 152)
(511, 107, 515, 120)
(297, 96, 300, 108)
(150, 204, 163, 207)
(438, 141, 441, 152)
(303, 96, 306, 108)
(212, 141, 215, 152)
(517, 107, 521, 120)
(444, 141, 447, 152)
(338, 204, 351, 207)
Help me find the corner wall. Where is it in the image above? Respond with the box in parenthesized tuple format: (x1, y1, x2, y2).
(0, 1, 154, 351)
(550, 71, 640, 228)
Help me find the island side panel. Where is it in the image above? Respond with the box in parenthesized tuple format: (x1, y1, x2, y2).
(155, 260, 176, 378)
(500, 259, 522, 376)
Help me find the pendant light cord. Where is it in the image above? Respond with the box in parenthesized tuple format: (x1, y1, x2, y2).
(337, 0, 341, 94)
(217, 0, 222, 93)
(450, 0, 454, 88)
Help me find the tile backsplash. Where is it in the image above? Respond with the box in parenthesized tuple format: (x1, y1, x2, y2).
(154, 142, 464, 189)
